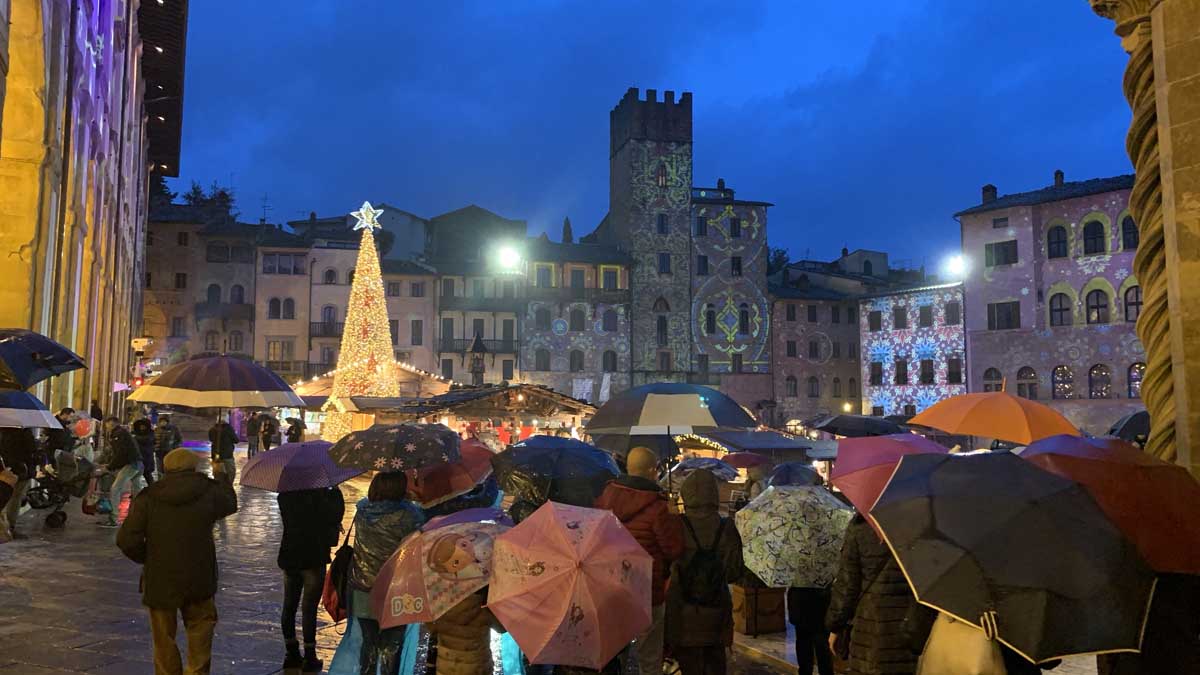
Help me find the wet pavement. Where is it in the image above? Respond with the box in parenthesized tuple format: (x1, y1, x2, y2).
(0, 450, 783, 674)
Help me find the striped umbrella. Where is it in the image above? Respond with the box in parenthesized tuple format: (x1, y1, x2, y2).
(0, 328, 85, 390)
(0, 390, 62, 429)
(585, 383, 756, 436)
(240, 440, 363, 492)
(128, 355, 304, 409)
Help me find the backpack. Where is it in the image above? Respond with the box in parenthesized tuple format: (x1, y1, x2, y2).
(679, 517, 728, 608)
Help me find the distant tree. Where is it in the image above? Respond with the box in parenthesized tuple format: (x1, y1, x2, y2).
(767, 247, 791, 276)
(181, 180, 238, 225)
(182, 181, 206, 206)
(562, 217, 574, 244)
(149, 173, 177, 209)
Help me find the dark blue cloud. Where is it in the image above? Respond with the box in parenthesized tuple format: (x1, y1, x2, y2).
(173, 0, 1131, 265)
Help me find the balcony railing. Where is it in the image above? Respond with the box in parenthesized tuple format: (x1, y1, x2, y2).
(306, 362, 333, 378)
(259, 360, 307, 376)
(194, 302, 254, 321)
(437, 338, 517, 354)
(439, 295, 524, 313)
(310, 321, 344, 337)
(525, 286, 630, 304)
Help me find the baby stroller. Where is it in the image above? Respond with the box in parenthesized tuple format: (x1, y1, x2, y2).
(25, 454, 94, 528)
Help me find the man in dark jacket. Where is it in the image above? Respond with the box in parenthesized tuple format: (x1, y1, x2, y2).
(276, 487, 344, 673)
(207, 417, 238, 486)
(259, 414, 278, 453)
(153, 415, 182, 478)
(102, 417, 146, 527)
(0, 428, 38, 539)
(245, 412, 261, 458)
(593, 446, 684, 675)
(45, 408, 77, 458)
(665, 468, 743, 675)
(117, 447, 237, 675)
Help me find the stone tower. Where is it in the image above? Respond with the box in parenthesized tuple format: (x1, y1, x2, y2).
(608, 88, 694, 384)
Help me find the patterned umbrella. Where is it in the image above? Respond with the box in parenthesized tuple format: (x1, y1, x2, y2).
(735, 485, 854, 588)
(371, 508, 511, 627)
(407, 438, 494, 508)
(239, 440, 363, 492)
(488, 502, 653, 669)
(127, 354, 303, 409)
(328, 423, 461, 472)
(0, 390, 62, 429)
(0, 328, 85, 390)
(585, 383, 756, 436)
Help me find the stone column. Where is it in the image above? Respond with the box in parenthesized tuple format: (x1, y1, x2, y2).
(1091, 0, 1200, 476)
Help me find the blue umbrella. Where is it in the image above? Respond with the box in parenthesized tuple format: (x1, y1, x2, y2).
(666, 457, 738, 483)
(492, 436, 619, 511)
(0, 390, 62, 429)
(240, 440, 363, 492)
(0, 329, 85, 390)
(767, 462, 822, 488)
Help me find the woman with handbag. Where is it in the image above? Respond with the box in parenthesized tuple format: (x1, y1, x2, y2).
(904, 604, 1060, 675)
(277, 486, 345, 673)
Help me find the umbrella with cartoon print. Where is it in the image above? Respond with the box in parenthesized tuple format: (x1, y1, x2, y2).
(328, 423, 461, 472)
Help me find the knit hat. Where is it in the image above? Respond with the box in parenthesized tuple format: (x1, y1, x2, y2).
(163, 448, 201, 473)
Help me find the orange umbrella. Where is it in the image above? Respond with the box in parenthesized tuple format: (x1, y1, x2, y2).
(908, 392, 1078, 445)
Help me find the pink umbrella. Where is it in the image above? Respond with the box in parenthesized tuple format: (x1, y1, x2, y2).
(830, 434, 948, 515)
(723, 451, 771, 469)
(371, 510, 510, 627)
(487, 501, 653, 669)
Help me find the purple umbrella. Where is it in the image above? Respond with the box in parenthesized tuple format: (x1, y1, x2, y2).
(425, 507, 513, 530)
(240, 440, 364, 492)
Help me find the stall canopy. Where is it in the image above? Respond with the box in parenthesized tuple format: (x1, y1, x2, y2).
(679, 429, 814, 463)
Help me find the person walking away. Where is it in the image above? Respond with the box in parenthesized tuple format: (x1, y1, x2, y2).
(277, 486, 345, 673)
(430, 589, 501, 675)
(593, 446, 684, 675)
(1096, 572, 1200, 675)
(207, 417, 238, 486)
(285, 418, 305, 444)
(665, 469, 744, 675)
(826, 514, 917, 675)
(101, 417, 147, 527)
(154, 415, 182, 479)
(246, 412, 261, 459)
(259, 414, 279, 453)
(348, 472, 425, 675)
(0, 428, 38, 540)
(116, 448, 237, 675)
(790, 586, 836, 675)
(132, 418, 157, 485)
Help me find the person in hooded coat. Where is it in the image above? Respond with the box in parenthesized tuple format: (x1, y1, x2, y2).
(132, 418, 157, 485)
(826, 514, 917, 675)
(665, 468, 744, 675)
(278, 486, 345, 673)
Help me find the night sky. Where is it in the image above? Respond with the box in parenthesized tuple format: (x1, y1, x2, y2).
(174, 1, 1133, 268)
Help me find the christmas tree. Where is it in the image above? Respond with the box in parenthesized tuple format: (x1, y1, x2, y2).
(322, 202, 400, 441)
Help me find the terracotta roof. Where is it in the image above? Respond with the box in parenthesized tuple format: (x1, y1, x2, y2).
(381, 259, 436, 276)
(525, 237, 630, 265)
(955, 174, 1134, 216)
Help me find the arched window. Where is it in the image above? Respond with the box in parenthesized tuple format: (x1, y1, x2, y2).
(1052, 365, 1075, 399)
(738, 303, 750, 336)
(228, 330, 244, 353)
(862, 260, 873, 276)
(347, 269, 355, 285)
(1083, 221, 1106, 255)
(1047, 225, 1068, 259)
(323, 268, 338, 284)
(704, 305, 716, 335)
(832, 377, 842, 398)
(653, 297, 670, 312)
(1089, 364, 1112, 399)
(321, 305, 337, 324)
(1016, 366, 1038, 400)
(602, 310, 618, 333)
(569, 308, 586, 332)
(534, 349, 550, 371)
(849, 377, 859, 398)
(807, 376, 820, 398)
(205, 242, 230, 262)
(656, 315, 668, 347)
(268, 298, 281, 319)
(982, 367, 1003, 392)
(785, 376, 798, 398)
(1124, 286, 1142, 322)
(229, 284, 245, 304)
(602, 350, 617, 373)
(282, 298, 295, 320)
(206, 283, 221, 304)
(1128, 362, 1145, 398)
(1086, 289, 1109, 324)
(204, 331, 219, 351)
(656, 163, 668, 188)
(569, 350, 584, 372)
(534, 308, 551, 331)
(1122, 216, 1138, 250)
(1049, 293, 1072, 327)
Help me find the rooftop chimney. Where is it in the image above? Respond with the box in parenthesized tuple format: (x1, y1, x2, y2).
(1054, 169, 1064, 187)
(717, 178, 726, 190)
(309, 211, 317, 221)
(841, 247, 849, 257)
(982, 184, 998, 203)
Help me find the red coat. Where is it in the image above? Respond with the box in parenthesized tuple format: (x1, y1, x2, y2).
(594, 475, 684, 605)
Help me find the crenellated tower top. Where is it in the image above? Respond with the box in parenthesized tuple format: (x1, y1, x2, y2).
(609, 87, 693, 158)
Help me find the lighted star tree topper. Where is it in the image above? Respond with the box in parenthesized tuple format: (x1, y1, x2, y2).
(322, 201, 401, 441)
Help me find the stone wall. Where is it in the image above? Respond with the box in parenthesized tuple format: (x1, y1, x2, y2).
(772, 298, 861, 424)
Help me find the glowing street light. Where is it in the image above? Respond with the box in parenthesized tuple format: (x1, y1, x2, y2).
(496, 245, 521, 272)
(943, 254, 968, 279)
(842, 401, 853, 413)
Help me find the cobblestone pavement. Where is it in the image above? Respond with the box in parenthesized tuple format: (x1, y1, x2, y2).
(0, 452, 782, 674)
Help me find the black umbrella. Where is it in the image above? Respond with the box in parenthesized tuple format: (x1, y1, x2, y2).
(491, 436, 619, 515)
(328, 423, 461, 472)
(766, 461, 822, 487)
(585, 383, 756, 435)
(1108, 410, 1149, 445)
(590, 433, 679, 465)
(0, 329, 85, 390)
(128, 355, 303, 409)
(811, 414, 904, 438)
(871, 452, 1155, 663)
